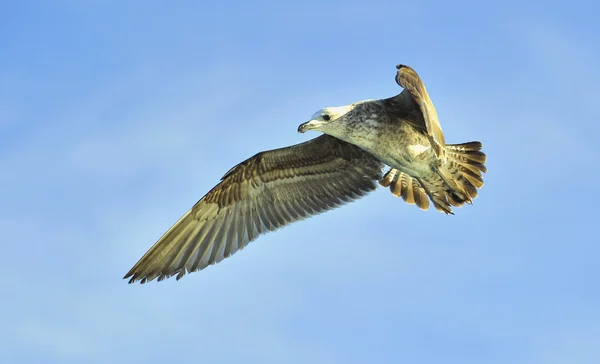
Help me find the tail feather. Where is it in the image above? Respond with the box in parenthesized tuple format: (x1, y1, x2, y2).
(379, 141, 487, 214)
(446, 142, 487, 169)
(440, 141, 487, 204)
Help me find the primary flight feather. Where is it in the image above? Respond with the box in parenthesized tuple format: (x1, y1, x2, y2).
(124, 64, 487, 284)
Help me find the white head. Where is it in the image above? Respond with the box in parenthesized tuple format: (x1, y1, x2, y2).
(297, 105, 355, 133)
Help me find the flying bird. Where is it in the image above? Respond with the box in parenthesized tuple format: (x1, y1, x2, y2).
(124, 64, 487, 284)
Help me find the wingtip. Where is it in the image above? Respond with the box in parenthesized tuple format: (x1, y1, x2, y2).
(123, 271, 147, 284)
(396, 64, 417, 74)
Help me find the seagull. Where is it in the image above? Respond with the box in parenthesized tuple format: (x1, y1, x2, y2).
(124, 64, 487, 284)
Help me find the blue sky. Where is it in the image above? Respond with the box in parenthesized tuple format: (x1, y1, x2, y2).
(2, 1, 599, 363)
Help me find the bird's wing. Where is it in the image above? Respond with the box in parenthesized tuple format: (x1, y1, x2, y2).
(394, 64, 446, 158)
(124, 135, 383, 283)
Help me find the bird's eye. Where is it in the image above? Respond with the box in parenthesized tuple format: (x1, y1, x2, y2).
(323, 114, 331, 121)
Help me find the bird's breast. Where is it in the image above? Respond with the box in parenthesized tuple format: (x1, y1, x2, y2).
(348, 122, 437, 177)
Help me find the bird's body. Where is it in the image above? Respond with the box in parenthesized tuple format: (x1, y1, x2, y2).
(321, 98, 438, 178)
(125, 64, 487, 284)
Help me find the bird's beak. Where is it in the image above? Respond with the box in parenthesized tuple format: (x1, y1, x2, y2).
(298, 120, 323, 133)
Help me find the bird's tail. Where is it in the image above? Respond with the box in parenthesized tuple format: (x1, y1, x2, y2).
(379, 141, 487, 214)
(433, 141, 487, 211)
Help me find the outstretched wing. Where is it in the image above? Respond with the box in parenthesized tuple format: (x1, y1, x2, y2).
(394, 64, 446, 158)
(124, 135, 383, 283)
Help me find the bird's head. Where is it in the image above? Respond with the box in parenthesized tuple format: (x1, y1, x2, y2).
(297, 105, 354, 133)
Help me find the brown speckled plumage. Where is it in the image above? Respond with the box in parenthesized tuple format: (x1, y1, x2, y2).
(124, 64, 487, 284)
(124, 135, 383, 283)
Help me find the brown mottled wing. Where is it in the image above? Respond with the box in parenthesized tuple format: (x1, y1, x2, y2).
(124, 135, 383, 283)
(395, 64, 446, 158)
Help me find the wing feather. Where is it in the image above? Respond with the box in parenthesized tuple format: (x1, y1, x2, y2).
(125, 135, 383, 283)
(394, 64, 446, 158)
